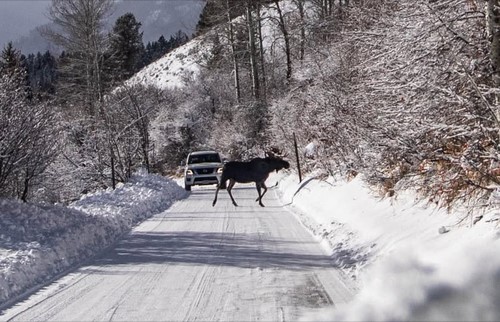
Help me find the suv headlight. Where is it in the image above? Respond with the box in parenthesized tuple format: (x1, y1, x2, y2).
(186, 169, 194, 175)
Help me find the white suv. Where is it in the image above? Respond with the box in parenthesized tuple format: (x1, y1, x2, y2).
(183, 151, 223, 191)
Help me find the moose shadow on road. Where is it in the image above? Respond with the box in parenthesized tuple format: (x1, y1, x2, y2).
(87, 184, 337, 274)
(91, 230, 336, 272)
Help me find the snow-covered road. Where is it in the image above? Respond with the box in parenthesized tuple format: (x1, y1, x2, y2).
(1, 185, 355, 321)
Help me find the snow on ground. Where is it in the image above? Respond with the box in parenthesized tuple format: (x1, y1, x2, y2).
(273, 172, 500, 321)
(1, 169, 499, 321)
(0, 170, 187, 309)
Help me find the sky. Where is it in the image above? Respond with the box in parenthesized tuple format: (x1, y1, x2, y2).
(0, 0, 50, 49)
(0, 0, 204, 54)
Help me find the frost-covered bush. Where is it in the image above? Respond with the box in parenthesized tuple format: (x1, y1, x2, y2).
(0, 69, 62, 202)
(269, 0, 500, 207)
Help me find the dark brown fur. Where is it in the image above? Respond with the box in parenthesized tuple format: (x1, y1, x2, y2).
(212, 155, 290, 207)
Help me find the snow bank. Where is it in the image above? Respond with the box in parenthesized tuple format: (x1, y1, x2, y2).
(0, 171, 186, 308)
(328, 235, 500, 322)
(274, 172, 500, 321)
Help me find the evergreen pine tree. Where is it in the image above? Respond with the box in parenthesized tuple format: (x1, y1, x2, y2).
(108, 13, 144, 81)
(19, 50, 57, 99)
(1, 42, 33, 100)
(41, 51, 57, 95)
(195, 0, 246, 35)
(1, 42, 21, 73)
(138, 31, 189, 68)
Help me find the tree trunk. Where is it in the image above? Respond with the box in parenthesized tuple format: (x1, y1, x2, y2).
(111, 148, 116, 189)
(126, 88, 151, 173)
(246, 1, 260, 100)
(141, 120, 150, 173)
(226, 0, 241, 103)
(256, 1, 267, 101)
(489, 0, 500, 87)
(21, 176, 29, 202)
(488, 0, 500, 137)
(297, 0, 306, 61)
(274, 0, 292, 80)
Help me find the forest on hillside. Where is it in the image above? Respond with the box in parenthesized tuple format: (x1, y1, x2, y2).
(1, 0, 500, 212)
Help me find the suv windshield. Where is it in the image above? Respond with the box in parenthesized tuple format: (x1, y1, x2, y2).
(188, 153, 221, 164)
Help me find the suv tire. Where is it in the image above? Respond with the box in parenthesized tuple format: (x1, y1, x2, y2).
(185, 184, 191, 191)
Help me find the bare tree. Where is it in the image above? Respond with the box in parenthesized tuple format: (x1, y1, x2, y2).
(99, 85, 161, 184)
(293, 0, 306, 61)
(0, 71, 61, 201)
(311, 0, 335, 19)
(42, 0, 114, 115)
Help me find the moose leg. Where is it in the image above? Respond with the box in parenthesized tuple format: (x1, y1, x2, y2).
(255, 182, 268, 202)
(255, 182, 265, 207)
(212, 185, 219, 207)
(213, 175, 228, 206)
(227, 179, 238, 206)
(212, 184, 220, 206)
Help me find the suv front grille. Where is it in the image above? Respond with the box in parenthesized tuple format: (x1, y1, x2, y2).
(195, 168, 215, 175)
(194, 176, 218, 183)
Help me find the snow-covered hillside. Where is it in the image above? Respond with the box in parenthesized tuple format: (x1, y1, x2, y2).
(124, 35, 214, 90)
(122, 2, 290, 90)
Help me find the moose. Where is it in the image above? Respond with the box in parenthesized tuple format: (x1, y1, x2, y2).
(212, 152, 290, 207)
